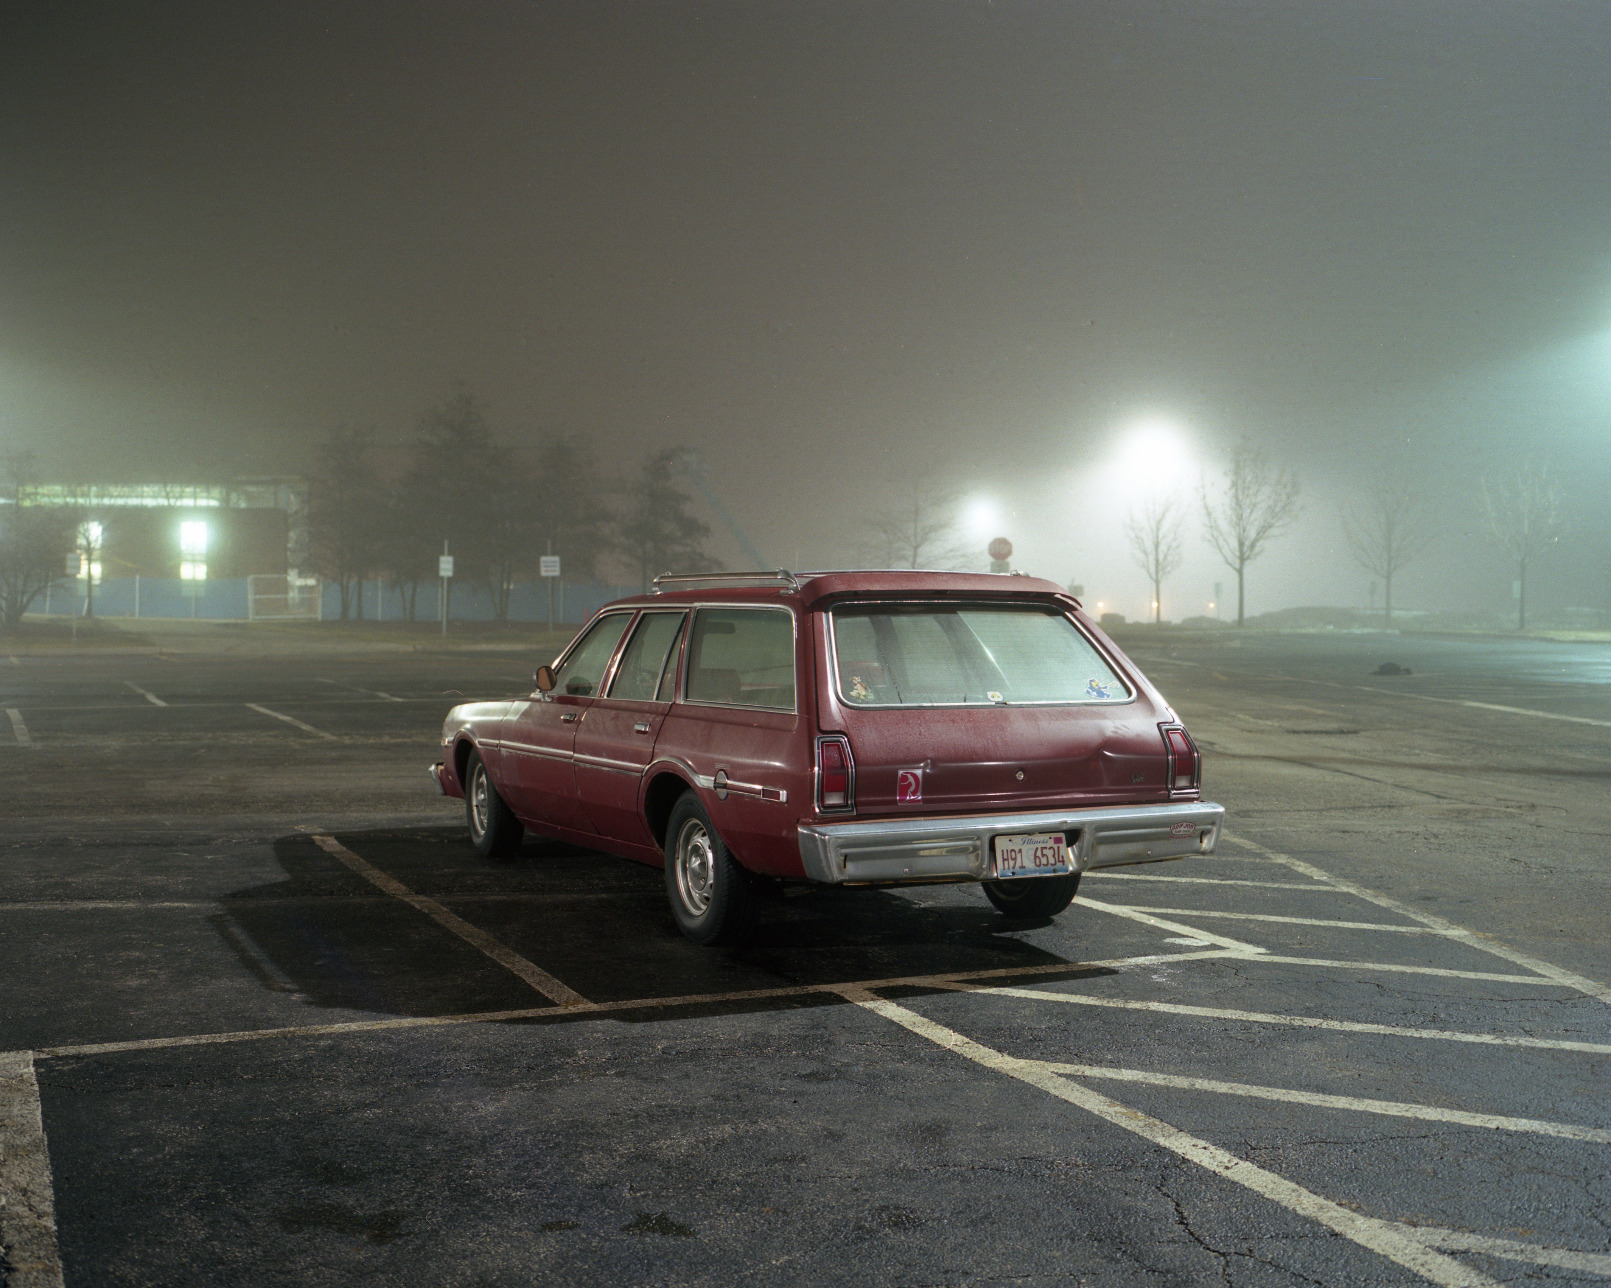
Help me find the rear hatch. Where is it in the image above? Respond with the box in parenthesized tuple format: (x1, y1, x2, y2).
(821, 599, 1175, 816)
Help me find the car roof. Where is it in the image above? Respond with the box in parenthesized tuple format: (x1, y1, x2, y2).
(605, 570, 1079, 613)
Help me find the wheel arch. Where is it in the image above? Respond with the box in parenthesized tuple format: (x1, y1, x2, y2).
(452, 735, 479, 793)
(642, 768, 697, 852)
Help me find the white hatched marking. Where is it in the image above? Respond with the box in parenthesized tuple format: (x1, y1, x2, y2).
(1041, 1061, 1611, 1143)
(123, 680, 167, 707)
(1075, 895, 1266, 953)
(6, 707, 31, 748)
(0, 1052, 65, 1288)
(1225, 832, 1611, 1002)
(931, 983, 1611, 1055)
(311, 835, 588, 1007)
(1106, 905, 1447, 934)
(246, 703, 338, 740)
(846, 992, 1502, 1288)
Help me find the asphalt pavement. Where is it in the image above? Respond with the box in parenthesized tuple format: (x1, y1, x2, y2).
(2, 627, 1608, 1287)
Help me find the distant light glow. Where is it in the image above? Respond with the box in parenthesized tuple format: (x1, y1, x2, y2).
(180, 561, 207, 581)
(179, 521, 209, 557)
(1114, 416, 1194, 494)
(961, 496, 999, 537)
(81, 521, 103, 550)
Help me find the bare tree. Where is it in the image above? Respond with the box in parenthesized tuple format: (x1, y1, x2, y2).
(859, 479, 971, 570)
(1341, 478, 1436, 625)
(1480, 463, 1561, 631)
(0, 453, 74, 632)
(1200, 436, 1302, 626)
(1125, 496, 1185, 624)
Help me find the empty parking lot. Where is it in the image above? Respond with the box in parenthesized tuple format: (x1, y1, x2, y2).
(3, 627, 1608, 1287)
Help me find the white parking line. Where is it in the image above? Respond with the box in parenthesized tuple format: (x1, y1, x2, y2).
(245, 703, 339, 740)
(1105, 905, 1449, 934)
(1409, 1227, 1611, 1277)
(846, 991, 1502, 1288)
(6, 708, 32, 748)
(1224, 832, 1611, 1003)
(6, 655, 18, 665)
(20, 951, 1236, 1061)
(0, 1052, 64, 1288)
(311, 835, 589, 1007)
(1087, 873, 1337, 891)
(1041, 1061, 1611, 1144)
(934, 984, 1611, 1056)
(1355, 685, 1611, 729)
(123, 681, 167, 707)
(1227, 953, 1572, 985)
(370, 691, 405, 703)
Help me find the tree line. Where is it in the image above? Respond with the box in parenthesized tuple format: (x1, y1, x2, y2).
(307, 388, 722, 621)
(1126, 436, 1567, 631)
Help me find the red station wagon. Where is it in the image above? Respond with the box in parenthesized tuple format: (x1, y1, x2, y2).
(431, 570, 1224, 945)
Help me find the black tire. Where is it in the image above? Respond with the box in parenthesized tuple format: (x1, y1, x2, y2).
(664, 793, 759, 946)
(982, 872, 1081, 921)
(464, 749, 523, 859)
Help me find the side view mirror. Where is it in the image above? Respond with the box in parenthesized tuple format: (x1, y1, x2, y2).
(534, 664, 556, 693)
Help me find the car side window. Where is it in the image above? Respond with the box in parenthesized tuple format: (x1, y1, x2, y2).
(550, 613, 632, 697)
(608, 612, 686, 702)
(684, 608, 795, 710)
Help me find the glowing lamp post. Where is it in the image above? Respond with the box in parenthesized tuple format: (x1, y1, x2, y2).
(179, 520, 209, 616)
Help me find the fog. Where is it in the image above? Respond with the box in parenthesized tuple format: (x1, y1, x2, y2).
(4, 2, 1610, 623)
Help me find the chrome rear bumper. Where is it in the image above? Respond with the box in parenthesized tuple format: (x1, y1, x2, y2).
(796, 801, 1224, 885)
(428, 761, 446, 795)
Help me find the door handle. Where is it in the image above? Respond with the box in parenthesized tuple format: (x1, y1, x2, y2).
(633, 720, 652, 734)
(559, 712, 579, 723)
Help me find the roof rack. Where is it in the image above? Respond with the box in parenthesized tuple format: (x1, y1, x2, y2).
(651, 570, 801, 594)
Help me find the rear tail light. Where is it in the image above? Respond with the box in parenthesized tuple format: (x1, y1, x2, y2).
(1162, 725, 1200, 791)
(816, 735, 856, 812)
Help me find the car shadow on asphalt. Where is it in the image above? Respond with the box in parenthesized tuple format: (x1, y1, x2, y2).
(208, 827, 1111, 1022)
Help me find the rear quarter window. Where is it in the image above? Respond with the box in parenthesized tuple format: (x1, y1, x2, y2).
(684, 608, 796, 710)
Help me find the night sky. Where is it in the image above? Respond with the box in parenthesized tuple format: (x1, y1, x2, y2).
(4, 2, 1610, 616)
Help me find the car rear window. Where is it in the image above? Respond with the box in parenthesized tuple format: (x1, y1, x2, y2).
(684, 608, 796, 710)
(830, 603, 1129, 707)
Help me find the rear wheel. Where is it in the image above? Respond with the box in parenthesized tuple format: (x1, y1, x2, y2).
(465, 750, 523, 859)
(982, 872, 1080, 921)
(664, 794, 759, 946)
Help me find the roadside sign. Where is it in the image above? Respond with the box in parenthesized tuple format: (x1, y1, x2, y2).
(438, 555, 455, 578)
(540, 555, 561, 578)
(987, 537, 1013, 562)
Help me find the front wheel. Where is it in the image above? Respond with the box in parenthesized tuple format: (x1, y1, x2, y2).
(664, 794, 759, 946)
(982, 872, 1081, 922)
(465, 750, 523, 859)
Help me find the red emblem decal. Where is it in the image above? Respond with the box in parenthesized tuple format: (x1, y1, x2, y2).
(1169, 820, 1196, 838)
(896, 769, 923, 802)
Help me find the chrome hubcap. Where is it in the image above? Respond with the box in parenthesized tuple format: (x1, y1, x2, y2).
(674, 819, 715, 916)
(471, 766, 490, 837)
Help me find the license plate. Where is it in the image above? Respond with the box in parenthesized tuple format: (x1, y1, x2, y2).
(992, 832, 1071, 879)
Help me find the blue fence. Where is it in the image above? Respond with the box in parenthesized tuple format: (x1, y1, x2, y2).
(33, 577, 645, 625)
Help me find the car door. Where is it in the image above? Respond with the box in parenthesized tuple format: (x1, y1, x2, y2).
(500, 611, 633, 833)
(573, 610, 687, 847)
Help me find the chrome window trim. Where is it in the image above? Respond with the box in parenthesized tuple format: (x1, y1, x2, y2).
(676, 603, 799, 715)
(546, 610, 637, 700)
(604, 609, 689, 701)
(824, 599, 1136, 710)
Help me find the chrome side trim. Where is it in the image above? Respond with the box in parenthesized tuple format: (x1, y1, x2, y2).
(574, 752, 642, 775)
(797, 801, 1224, 885)
(502, 741, 573, 763)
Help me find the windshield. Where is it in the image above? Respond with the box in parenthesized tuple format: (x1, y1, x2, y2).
(830, 603, 1130, 707)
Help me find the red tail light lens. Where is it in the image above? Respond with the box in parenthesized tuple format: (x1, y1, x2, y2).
(1163, 726, 1199, 791)
(816, 735, 855, 812)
